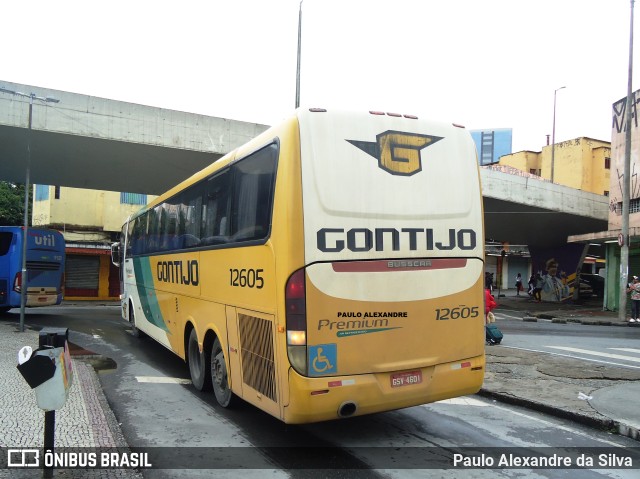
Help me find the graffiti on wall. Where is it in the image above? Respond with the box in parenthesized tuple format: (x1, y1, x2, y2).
(609, 90, 640, 229)
(529, 244, 587, 303)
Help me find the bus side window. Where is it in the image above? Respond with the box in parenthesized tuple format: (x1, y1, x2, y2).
(230, 143, 278, 242)
(201, 171, 230, 246)
(0, 232, 12, 256)
(183, 182, 203, 248)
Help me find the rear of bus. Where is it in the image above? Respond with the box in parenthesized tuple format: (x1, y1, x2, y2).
(283, 109, 485, 423)
(0, 227, 65, 310)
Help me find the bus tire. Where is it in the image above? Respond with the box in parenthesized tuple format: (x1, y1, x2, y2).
(0, 307, 10, 314)
(129, 302, 145, 338)
(211, 337, 235, 407)
(188, 328, 212, 392)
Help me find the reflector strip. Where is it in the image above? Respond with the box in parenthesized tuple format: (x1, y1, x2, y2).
(328, 379, 356, 388)
(450, 361, 472, 370)
(332, 258, 467, 273)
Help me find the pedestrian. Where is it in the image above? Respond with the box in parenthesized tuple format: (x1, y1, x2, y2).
(485, 288, 497, 323)
(626, 275, 640, 323)
(533, 272, 543, 302)
(485, 272, 493, 293)
(515, 273, 522, 296)
(527, 273, 535, 296)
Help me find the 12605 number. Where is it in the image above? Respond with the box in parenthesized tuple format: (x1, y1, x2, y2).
(230, 268, 264, 289)
(435, 306, 479, 320)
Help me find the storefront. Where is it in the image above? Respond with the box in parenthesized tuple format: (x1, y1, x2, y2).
(64, 243, 119, 300)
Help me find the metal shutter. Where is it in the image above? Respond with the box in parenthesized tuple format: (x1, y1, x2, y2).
(65, 255, 100, 290)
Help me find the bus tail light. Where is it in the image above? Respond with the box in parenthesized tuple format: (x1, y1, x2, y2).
(286, 268, 307, 375)
(13, 272, 21, 293)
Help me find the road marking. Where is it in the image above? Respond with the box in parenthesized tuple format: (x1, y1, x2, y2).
(500, 345, 640, 370)
(546, 346, 640, 363)
(429, 395, 627, 447)
(610, 347, 640, 354)
(485, 401, 628, 448)
(494, 312, 524, 320)
(436, 397, 488, 407)
(136, 376, 192, 385)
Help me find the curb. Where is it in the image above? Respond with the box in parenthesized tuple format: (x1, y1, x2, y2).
(518, 315, 640, 327)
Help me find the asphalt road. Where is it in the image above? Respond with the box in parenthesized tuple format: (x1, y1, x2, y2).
(494, 311, 640, 369)
(2, 305, 638, 479)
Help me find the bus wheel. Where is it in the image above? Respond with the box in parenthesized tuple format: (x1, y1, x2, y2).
(188, 329, 211, 392)
(211, 337, 235, 407)
(129, 303, 145, 338)
(0, 307, 10, 314)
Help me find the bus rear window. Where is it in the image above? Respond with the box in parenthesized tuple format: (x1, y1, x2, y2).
(0, 232, 13, 256)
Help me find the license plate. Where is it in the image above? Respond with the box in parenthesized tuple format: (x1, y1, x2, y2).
(390, 370, 422, 388)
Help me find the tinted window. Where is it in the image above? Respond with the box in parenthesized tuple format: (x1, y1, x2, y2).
(229, 143, 278, 242)
(0, 232, 13, 256)
(125, 141, 278, 256)
(201, 171, 231, 246)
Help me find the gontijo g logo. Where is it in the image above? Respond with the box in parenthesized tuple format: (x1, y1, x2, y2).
(347, 131, 443, 176)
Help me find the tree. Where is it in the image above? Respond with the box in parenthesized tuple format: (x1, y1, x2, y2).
(0, 181, 28, 225)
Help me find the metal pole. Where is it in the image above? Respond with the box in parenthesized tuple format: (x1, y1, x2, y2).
(0, 87, 59, 331)
(550, 86, 565, 183)
(619, 0, 635, 322)
(43, 410, 55, 478)
(295, 0, 303, 108)
(19, 95, 34, 333)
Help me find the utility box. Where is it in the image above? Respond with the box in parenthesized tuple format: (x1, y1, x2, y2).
(17, 328, 74, 411)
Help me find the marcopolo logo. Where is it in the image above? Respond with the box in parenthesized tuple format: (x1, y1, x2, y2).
(347, 130, 443, 176)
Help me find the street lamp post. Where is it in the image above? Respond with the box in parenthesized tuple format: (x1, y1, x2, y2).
(550, 86, 566, 183)
(0, 86, 59, 332)
(619, 0, 635, 323)
(295, 0, 303, 108)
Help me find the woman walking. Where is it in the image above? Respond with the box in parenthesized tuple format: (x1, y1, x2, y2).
(627, 275, 640, 323)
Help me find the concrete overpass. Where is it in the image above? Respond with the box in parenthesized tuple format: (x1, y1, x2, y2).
(481, 166, 608, 248)
(0, 81, 269, 195)
(0, 81, 608, 248)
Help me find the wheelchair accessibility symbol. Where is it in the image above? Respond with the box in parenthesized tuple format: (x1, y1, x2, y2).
(308, 344, 337, 376)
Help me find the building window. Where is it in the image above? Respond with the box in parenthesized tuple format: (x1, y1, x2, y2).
(615, 198, 640, 214)
(621, 198, 640, 214)
(120, 192, 147, 205)
(54, 186, 60, 199)
(604, 190, 609, 196)
(605, 157, 611, 169)
(35, 185, 49, 201)
(480, 131, 494, 166)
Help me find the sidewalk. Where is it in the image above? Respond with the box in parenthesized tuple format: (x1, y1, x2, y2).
(0, 321, 143, 478)
(0, 294, 638, 477)
(482, 290, 640, 441)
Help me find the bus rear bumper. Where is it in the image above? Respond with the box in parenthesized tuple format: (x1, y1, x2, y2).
(283, 354, 485, 424)
(25, 289, 61, 307)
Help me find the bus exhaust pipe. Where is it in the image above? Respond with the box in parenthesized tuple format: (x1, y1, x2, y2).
(338, 401, 357, 418)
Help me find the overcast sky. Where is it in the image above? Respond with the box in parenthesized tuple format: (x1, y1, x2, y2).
(1, 0, 638, 152)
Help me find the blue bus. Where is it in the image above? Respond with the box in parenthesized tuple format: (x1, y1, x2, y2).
(0, 226, 65, 312)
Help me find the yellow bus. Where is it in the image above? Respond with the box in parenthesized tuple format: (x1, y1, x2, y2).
(112, 108, 485, 424)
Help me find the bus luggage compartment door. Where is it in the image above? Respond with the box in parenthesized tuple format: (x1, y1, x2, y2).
(228, 307, 280, 417)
